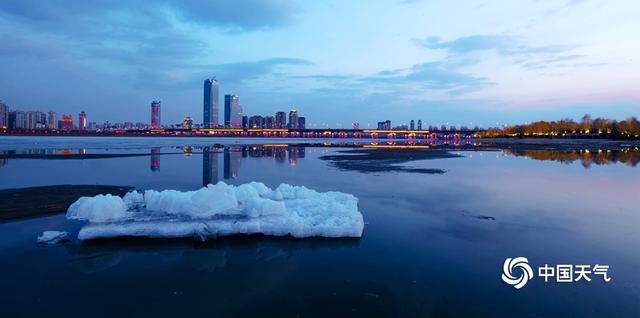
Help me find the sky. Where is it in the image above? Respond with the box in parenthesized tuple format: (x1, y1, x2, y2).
(0, 0, 639, 128)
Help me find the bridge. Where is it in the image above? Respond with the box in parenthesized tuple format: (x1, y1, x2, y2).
(145, 128, 478, 139)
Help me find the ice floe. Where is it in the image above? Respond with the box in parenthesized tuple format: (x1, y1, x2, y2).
(67, 182, 364, 240)
(37, 231, 69, 244)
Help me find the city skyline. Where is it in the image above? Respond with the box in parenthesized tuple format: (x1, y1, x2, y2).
(0, 1, 638, 126)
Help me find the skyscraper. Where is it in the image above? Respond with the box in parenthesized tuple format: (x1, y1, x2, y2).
(78, 111, 87, 130)
(203, 78, 219, 128)
(298, 117, 306, 129)
(417, 119, 422, 130)
(47, 111, 57, 129)
(410, 120, 415, 130)
(0, 101, 7, 128)
(10, 111, 26, 129)
(264, 116, 275, 128)
(26, 111, 46, 129)
(288, 110, 299, 129)
(275, 111, 286, 128)
(242, 116, 248, 129)
(61, 115, 73, 130)
(150, 101, 161, 128)
(224, 94, 242, 128)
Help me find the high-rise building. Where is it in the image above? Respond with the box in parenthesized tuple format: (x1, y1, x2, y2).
(203, 78, 219, 128)
(275, 111, 287, 128)
(150, 101, 161, 128)
(0, 101, 7, 128)
(8, 112, 16, 129)
(417, 120, 422, 130)
(11, 111, 26, 129)
(249, 115, 264, 128)
(78, 111, 87, 130)
(47, 111, 57, 129)
(242, 116, 249, 129)
(288, 110, 299, 129)
(410, 120, 415, 130)
(298, 117, 306, 129)
(26, 111, 46, 129)
(377, 120, 391, 130)
(224, 94, 242, 128)
(264, 116, 275, 129)
(61, 115, 73, 130)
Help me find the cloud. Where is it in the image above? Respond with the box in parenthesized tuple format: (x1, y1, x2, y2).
(201, 58, 312, 83)
(0, 33, 65, 59)
(0, 0, 297, 32)
(293, 61, 494, 97)
(415, 34, 584, 70)
(415, 35, 577, 56)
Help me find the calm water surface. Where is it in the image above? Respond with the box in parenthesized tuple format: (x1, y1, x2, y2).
(0, 137, 639, 317)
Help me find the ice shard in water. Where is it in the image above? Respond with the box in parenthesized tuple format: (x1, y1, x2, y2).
(67, 182, 364, 240)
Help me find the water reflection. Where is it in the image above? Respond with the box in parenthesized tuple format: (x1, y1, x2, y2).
(63, 236, 360, 274)
(202, 146, 219, 186)
(150, 147, 160, 171)
(503, 149, 640, 168)
(0, 143, 638, 174)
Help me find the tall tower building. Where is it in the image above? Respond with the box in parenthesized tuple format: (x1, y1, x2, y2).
(417, 119, 422, 130)
(78, 111, 87, 130)
(150, 101, 161, 128)
(224, 94, 242, 128)
(275, 111, 287, 128)
(410, 120, 415, 130)
(203, 78, 219, 128)
(0, 101, 7, 128)
(61, 115, 73, 130)
(47, 111, 57, 129)
(288, 110, 299, 129)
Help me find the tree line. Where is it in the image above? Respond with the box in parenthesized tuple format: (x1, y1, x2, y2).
(480, 115, 640, 139)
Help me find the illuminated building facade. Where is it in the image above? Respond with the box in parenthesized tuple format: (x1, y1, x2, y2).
(78, 111, 87, 130)
(203, 78, 219, 128)
(288, 110, 298, 129)
(224, 94, 242, 128)
(150, 101, 161, 128)
(61, 115, 73, 130)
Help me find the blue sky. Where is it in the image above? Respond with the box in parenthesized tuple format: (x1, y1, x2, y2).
(0, 0, 639, 128)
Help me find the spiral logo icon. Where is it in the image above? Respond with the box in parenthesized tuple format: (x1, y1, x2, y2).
(502, 257, 534, 289)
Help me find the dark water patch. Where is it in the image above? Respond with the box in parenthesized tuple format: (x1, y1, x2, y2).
(0, 185, 133, 221)
(319, 148, 459, 174)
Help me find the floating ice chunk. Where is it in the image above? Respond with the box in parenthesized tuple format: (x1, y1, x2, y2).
(37, 231, 69, 244)
(68, 182, 364, 240)
(66, 194, 129, 222)
(123, 191, 144, 210)
(144, 183, 239, 218)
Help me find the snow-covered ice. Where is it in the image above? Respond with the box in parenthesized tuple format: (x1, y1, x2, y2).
(67, 182, 364, 240)
(37, 231, 69, 244)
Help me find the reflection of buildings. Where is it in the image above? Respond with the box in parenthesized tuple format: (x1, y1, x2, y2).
(503, 149, 640, 168)
(287, 146, 306, 166)
(0, 158, 7, 169)
(224, 147, 242, 179)
(202, 147, 219, 186)
(150, 147, 160, 171)
(200, 145, 308, 184)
